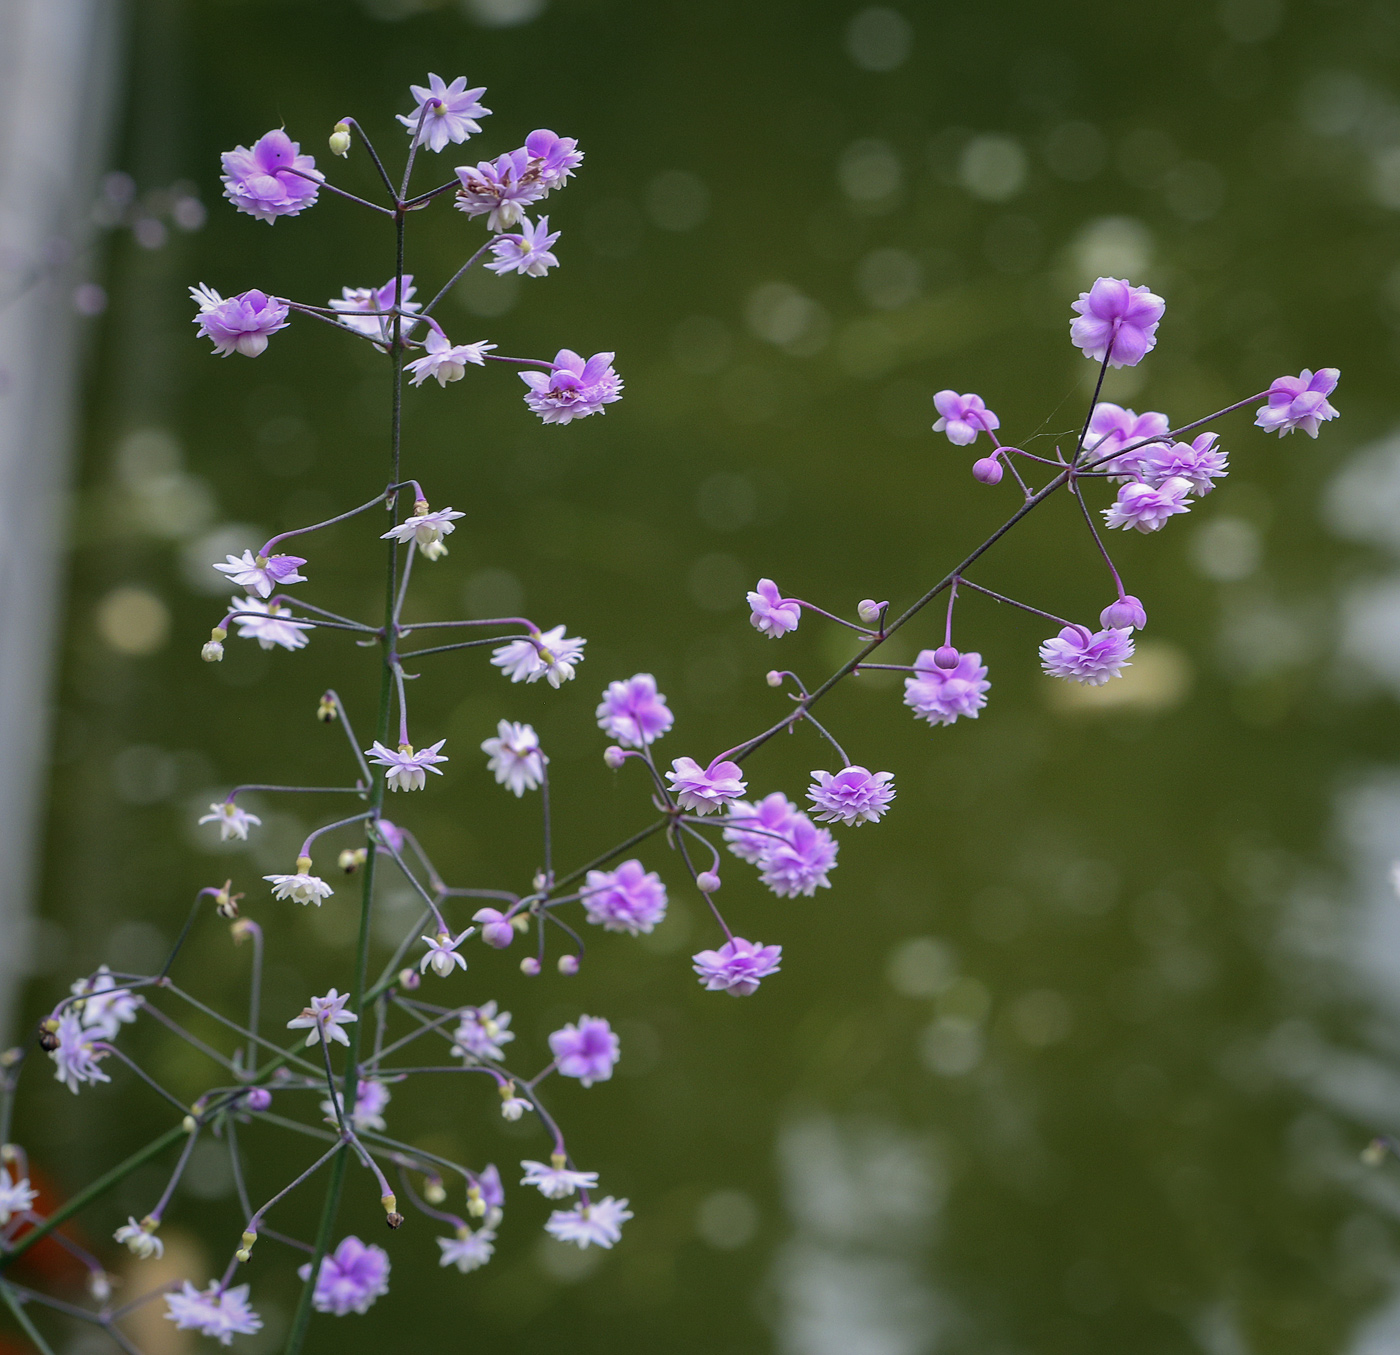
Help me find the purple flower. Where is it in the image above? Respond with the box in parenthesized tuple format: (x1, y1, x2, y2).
(438, 1228, 495, 1273)
(692, 937, 782, 996)
(302, 1236, 390, 1316)
(374, 818, 406, 854)
(164, 1281, 263, 1345)
(330, 276, 422, 344)
(321, 1078, 391, 1133)
(419, 928, 472, 977)
(487, 215, 561, 277)
(286, 989, 357, 1048)
(807, 766, 896, 827)
(189, 284, 289, 357)
(932, 390, 999, 446)
(747, 579, 802, 638)
(521, 1158, 598, 1199)
(1102, 476, 1194, 533)
(491, 625, 587, 686)
(398, 74, 491, 152)
(666, 757, 747, 815)
(903, 648, 990, 727)
(243, 1087, 272, 1112)
(455, 147, 551, 231)
(1039, 625, 1135, 686)
(405, 323, 496, 388)
(381, 506, 465, 554)
(230, 595, 312, 651)
(472, 908, 517, 949)
(581, 860, 668, 935)
(1255, 367, 1340, 438)
(545, 1196, 631, 1250)
(596, 673, 674, 748)
(723, 792, 800, 864)
(1100, 595, 1147, 630)
(1136, 432, 1228, 495)
(365, 739, 449, 792)
(475, 1163, 505, 1212)
(49, 1012, 109, 1094)
(759, 817, 839, 899)
(525, 129, 584, 192)
(453, 1001, 514, 1061)
(1083, 402, 1171, 476)
(520, 350, 623, 425)
(220, 129, 321, 223)
(481, 720, 547, 796)
(212, 549, 306, 598)
(1069, 277, 1165, 368)
(72, 965, 141, 1039)
(548, 1015, 620, 1087)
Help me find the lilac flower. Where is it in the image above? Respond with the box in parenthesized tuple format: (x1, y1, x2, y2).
(595, 673, 674, 748)
(520, 350, 623, 425)
(1083, 402, 1171, 476)
(521, 1158, 599, 1200)
(398, 74, 491, 152)
(438, 1228, 496, 1273)
(667, 756, 747, 815)
(545, 1196, 632, 1250)
(759, 817, 839, 899)
(212, 549, 307, 597)
(264, 871, 333, 906)
(50, 1012, 110, 1093)
(747, 579, 802, 638)
(473, 1163, 505, 1214)
(405, 323, 496, 387)
(525, 129, 584, 192)
(548, 1015, 620, 1087)
(243, 1088, 272, 1112)
(302, 1237, 390, 1316)
(1102, 476, 1194, 533)
(164, 1281, 263, 1345)
(1039, 625, 1135, 686)
(491, 625, 587, 686)
(1255, 367, 1340, 437)
(330, 276, 421, 344)
(472, 908, 517, 949)
(487, 216, 561, 277)
(903, 648, 990, 727)
(453, 1001, 515, 1062)
(381, 506, 465, 554)
(723, 793, 800, 864)
(932, 390, 999, 446)
(366, 739, 449, 792)
(1100, 595, 1147, 630)
(0, 1167, 37, 1225)
(74, 966, 141, 1039)
(230, 596, 312, 651)
(1136, 432, 1228, 494)
(581, 860, 668, 934)
(692, 937, 782, 996)
(1069, 277, 1165, 368)
(220, 129, 321, 223)
(454, 149, 551, 231)
(286, 989, 357, 1048)
(807, 766, 896, 827)
(420, 928, 472, 977)
(189, 284, 289, 357)
(198, 801, 262, 842)
(374, 819, 406, 854)
(321, 1078, 391, 1133)
(481, 720, 547, 795)
(114, 1217, 162, 1259)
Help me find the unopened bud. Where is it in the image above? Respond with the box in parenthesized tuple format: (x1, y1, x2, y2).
(696, 871, 721, 893)
(933, 645, 960, 670)
(1363, 1137, 1392, 1167)
(398, 967, 421, 991)
(557, 954, 579, 975)
(1100, 595, 1147, 631)
(296, 855, 313, 875)
(532, 870, 549, 892)
(520, 957, 541, 976)
(857, 599, 886, 625)
(971, 456, 1003, 485)
(603, 745, 627, 769)
(88, 1271, 111, 1301)
(182, 1115, 197, 1133)
(317, 693, 338, 722)
(235, 1247, 251, 1262)
(339, 847, 368, 874)
(329, 121, 352, 157)
(230, 917, 255, 943)
(202, 639, 224, 663)
(766, 670, 784, 687)
(424, 1176, 447, 1205)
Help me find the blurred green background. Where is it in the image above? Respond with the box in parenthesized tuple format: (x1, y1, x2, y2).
(14, 0, 1400, 1350)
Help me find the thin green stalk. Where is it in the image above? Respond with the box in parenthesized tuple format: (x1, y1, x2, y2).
(0, 1280, 56, 1355)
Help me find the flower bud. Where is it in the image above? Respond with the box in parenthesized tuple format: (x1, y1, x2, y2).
(1363, 1137, 1392, 1167)
(857, 599, 886, 625)
(696, 871, 721, 893)
(398, 967, 421, 991)
(424, 1176, 447, 1206)
(971, 457, 1003, 485)
(244, 1087, 272, 1111)
(330, 121, 352, 157)
(1099, 595, 1147, 631)
(89, 1272, 111, 1301)
(520, 956, 541, 976)
(182, 1115, 197, 1133)
(766, 670, 784, 687)
(603, 745, 627, 769)
(317, 693, 338, 722)
(557, 954, 579, 975)
(933, 645, 960, 670)
(201, 640, 224, 663)
(339, 847, 367, 873)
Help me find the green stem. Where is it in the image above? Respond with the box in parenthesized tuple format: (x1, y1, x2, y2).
(0, 1280, 56, 1355)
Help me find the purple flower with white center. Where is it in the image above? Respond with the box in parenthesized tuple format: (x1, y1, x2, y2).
(903, 648, 991, 728)
(481, 720, 547, 796)
(667, 756, 747, 815)
(453, 1001, 514, 1062)
(286, 989, 357, 1048)
(454, 148, 550, 231)
(230, 595, 312, 651)
(1070, 277, 1165, 368)
(525, 129, 585, 192)
(1255, 367, 1341, 438)
(1039, 625, 1135, 686)
(807, 766, 896, 827)
(164, 1282, 263, 1345)
(405, 323, 496, 387)
(487, 215, 561, 277)
(220, 129, 321, 223)
(932, 390, 999, 446)
(74, 966, 141, 1039)
(381, 505, 465, 553)
(723, 793, 800, 864)
(49, 1012, 110, 1093)
(301, 1236, 390, 1316)
(692, 936, 782, 996)
(521, 1158, 599, 1200)
(212, 549, 307, 598)
(472, 908, 516, 949)
(1100, 595, 1147, 631)
(189, 284, 289, 358)
(491, 625, 587, 687)
(520, 349, 623, 425)
(321, 1078, 391, 1133)
(437, 1229, 496, 1273)
(330, 276, 422, 344)
(581, 860, 668, 935)
(365, 739, 449, 792)
(419, 928, 472, 978)
(264, 870, 333, 906)
(1102, 476, 1194, 533)
(548, 1015, 620, 1087)
(1136, 432, 1228, 495)
(1083, 402, 1171, 476)
(595, 673, 673, 748)
(759, 817, 839, 899)
(0, 1167, 37, 1225)
(397, 74, 491, 152)
(747, 579, 802, 638)
(545, 1196, 632, 1250)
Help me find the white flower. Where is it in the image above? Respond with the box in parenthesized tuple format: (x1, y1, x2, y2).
(114, 1216, 163, 1260)
(286, 989, 358, 1047)
(211, 549, 307, 598)
(501, 1096, 530, 1121)
(201, 640, 224, 662)
(380, 507, 465, 550)
(264, 872, 334, 906)
(198, 801, 262, 842)
(437, 1228, 495, 1273)
(520, 1157, 598, 1200)
(419, 928, 472, 977)
(49, 1012, 110, 1094)
(480, 720, 547, 796)
(0, 1166, 37, 1225)
(73, 965, 142, 1039)
(405, 326, 496, 387)
(490, 625, 586, 688)
(544, 1196, 632, 1249)
(365, 739, 449, 792)
(230, 595, 312, 651)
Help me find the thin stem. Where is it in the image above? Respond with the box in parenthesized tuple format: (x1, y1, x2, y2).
(955, 578, 1075, 630)
(540, 762, 553, 883)
(323, 691, 376, 788)
(1069, 350, 1114, 466)
(0, 1281, 56, 1355)
(344, 118, 397, 198)
(261, 489, 389, 557)
(282, 166, 394, 216)
(551, 817, 668, 893)
(804, 713, 851, 767)
(421, 241, 493, 317)
(397, 636, 518, 660)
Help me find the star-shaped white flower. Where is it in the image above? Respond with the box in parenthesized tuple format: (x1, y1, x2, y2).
(286, 989, 358, 1047)
(265, 872, 334, 906)
(199, 801, 262, 841)
(520, 1157, 598, 1200)
(490, 625, 586, 688)
(380, 507, 465, 550)
(419, 928, 473, 978)
(365, 739, 449, 792)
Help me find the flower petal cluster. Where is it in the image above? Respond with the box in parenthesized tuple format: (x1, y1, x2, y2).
(398, 73, 491, 152)
(366, 739, 449, 792)
(230, 596, 312, 651)
(454, 130, 582, 231)
(481, 720, 547, 796)
(1102, 476, 1194, 533)
(420, 928, 472, 977)
(453, 1001, 514, 1062)
(722, 792, 799, 864)
(189, 285, 289, 358)
(438, 1229, 496, 1273)
(381, 506, 465, 553)
(164, 1282, 263, 1345)
(521, 1159, 598, 1199)
(72, 965, 141, 1039)
(487, 216, 561, 277)
(548, 1015, 619, 1087)
(1136, 432, 1228, 495)
(759, 816, 840, 898)
(1255, 368, 1340, 437)
(1070, 277, 1165, 368)
(405, 325, 496, 387)
(545, 1196, 632, 1250)
(491, 625, 586, 686)
(903, 649, 990, 727)
(321, 1078, 391, 1133)
(596, 673, 673, 747)
(199, 800, 262, 841)
(932, 390, 999, 446)
(747, 579, 801, 638)
(1083, 402, 1171, 477)
(0, 1167, 37, 1225)
(286, 989, 357, 1047)
(220, 129, 321, 223)
(114, 1217, 163, 1259)
(302, 1237, 390, 1316)
(330, 276, 421, 344)
(692, 937, 782, 996)
(581, 860, 668, 934)
(806, 766, 896, 827)
(50, 1012, 110, 1093)
(265, 871, 334, 906)
(472, 907, 516, 949)
(212, 549, 307, 597)
(667, 757, 747, 815)
(520, 350, 622, 425)
(1039, 625, 1134, 686)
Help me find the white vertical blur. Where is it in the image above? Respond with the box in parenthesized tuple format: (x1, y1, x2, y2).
(0, 0, 122, 1038)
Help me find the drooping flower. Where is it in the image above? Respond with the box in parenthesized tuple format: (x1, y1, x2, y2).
(189, 285, 289, 358)
(932, 390, 999, 446)
(1135, 432, 1228, 495)
(666, 757, 747, 815)
(220, 129, 321, 223)
(1100, 595, 1147, 630)
(114, 1217, 163, 1259)
(0, 1167, 37, 1225)
(1069, 277, 1165, 368)
(321, 1078, 391, 1133)
(480, 720, 547, 796)
(487, 215, 561, 277)
(1039, 625, 1135, 686)
(580, 860, 668, 935)
(692, 937, 782, 996)
(723, 793, 800, 864)
(454, 131, 582, 230)
(521, 1158, 599, 1200)
(164, 1281, 263, 1345)
(398, 74, 491, 152)
(265, 871, 334, 906)
(903, 649, 991, 727)
(759, 817, 839, 898)
(330, 276, 422, 344)
(437, 1228, 496, 1273)
(419, 928, 472, 977)
(747, 579, 802, 638)
(595, 673, 674, 748)
(1102, 476, 1194, 533)
(405, 323, 496, 387)
(212, 549, 307, 597)
(74, 966, 141, 1039)
(453, 1001, 515, 1062)
(548, 1015, 619, 1087)
(491, 625, 587, 687)
(1082, 403, 1171, 476)
(366, 739, 449, 792)
(520, 350, 623, 425)
(545, 1196, 632, 1250)
(524, 129, 584, 192)
(381, 506, 465, 553)
(286, 989, 357, 1047)
(50, 1012, 110, 1093)
(302, 1237, 390, 1316)
(1254, 367, 1340, 438)
(472, 908, 517, 949)
(198, 800, 262, 842)
(806, 767, 896, 826)
(230, 596, 312, 651)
